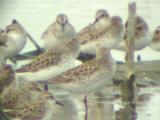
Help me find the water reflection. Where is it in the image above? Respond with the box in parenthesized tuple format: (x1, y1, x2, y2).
(115, 74, 137, 120)
(115, 102, 137, 120)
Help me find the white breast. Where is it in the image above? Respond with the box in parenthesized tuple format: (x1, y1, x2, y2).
(0, 33, 27, 59)
(149, 42, 160, 51)
(116, 32, 152, 51)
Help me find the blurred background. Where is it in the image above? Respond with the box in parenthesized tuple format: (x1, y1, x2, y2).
(0, 0, 160, 61)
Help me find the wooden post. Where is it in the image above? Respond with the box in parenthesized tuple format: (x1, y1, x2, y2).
(116, 2, 137, 120)
(126, 1, 136, 78)
(121, 1, 137, 102)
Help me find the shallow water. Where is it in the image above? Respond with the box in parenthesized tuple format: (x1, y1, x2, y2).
(0, 0, 160, 120)
(41, 85, 160, 120)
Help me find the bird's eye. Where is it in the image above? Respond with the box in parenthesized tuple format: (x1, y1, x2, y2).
(6, 29, 10, 33)
(156, 30, 160, 34)
(101, 14, 105, 18)
(136, 26, 142, 30)
(6, 27, 14, 33)
(57, 20, 61, 24)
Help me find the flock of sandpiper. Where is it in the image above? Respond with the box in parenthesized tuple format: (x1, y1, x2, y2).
(0, 8, 160, 120)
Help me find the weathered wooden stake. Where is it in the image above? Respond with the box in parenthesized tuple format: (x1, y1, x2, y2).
(126, 1, 136, 78)
(121, 1, 137, 102)
(116, 2, 137, 120)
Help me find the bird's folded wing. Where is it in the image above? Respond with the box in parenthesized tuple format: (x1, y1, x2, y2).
(39, 60, 99, 84)
(77, 23, 109, 45)
(41, 23, 55, 39)
(15, 48, 67, 72)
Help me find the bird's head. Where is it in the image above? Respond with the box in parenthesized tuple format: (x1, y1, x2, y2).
(56, 13, 68, 32)
(94, 9, 110, 24)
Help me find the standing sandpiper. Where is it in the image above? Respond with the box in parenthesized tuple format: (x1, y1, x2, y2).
(41, 13, 76, 50)
(37, 42, 116, 120)
(0, 20, 27, 65)
(38, 46, 116, 94)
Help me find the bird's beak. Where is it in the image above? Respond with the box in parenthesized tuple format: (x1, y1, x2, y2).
(93, 18, 99, 25)
(0, 43, 7, 47)
(61, 23, 65, 32)
(123, 31, 127, 39)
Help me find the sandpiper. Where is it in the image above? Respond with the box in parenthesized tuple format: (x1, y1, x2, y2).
(0, 20, 27, 64)
(116, 16, 152, 51)
(41, 13, 76, 50)
(38, 43, 116, 120)
(149, 26, 160, 51)
(38, 45, 116, 94)
(78, 9, 124, 55)
(0, 81, 57, 120)
(16, 36, 81, 82)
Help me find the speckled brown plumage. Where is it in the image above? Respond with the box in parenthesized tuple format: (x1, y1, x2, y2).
(0, 82, 43, 109)
(38, 47, 116, 94)
(5, 93, 50, 120)
(16, 38, 79, 72)
(0, 81, 55, 120)
(0, 65, 15, 94)
(77, 23, 110, 45)
(76, 9, 111, 46)
(45, 59, 99, 84)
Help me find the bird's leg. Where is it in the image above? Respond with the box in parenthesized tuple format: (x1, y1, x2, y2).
(0, 107, 10, 120)
(44, 84, 64, 107)
(84, 96, 88, 120)
(10, 57, 17, 64)
(125, 52, 128, 62)
(0, 59, 6, 66)
(44, 84, 48, 91)
(9, 57, 18, 68)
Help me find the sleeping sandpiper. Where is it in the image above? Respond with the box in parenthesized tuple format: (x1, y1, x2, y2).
(41, 13, 76, 50)
(0, 81, 58, 120)
(116, 16, 152, 51)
